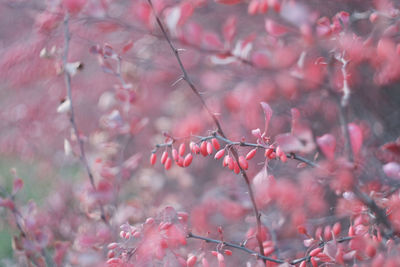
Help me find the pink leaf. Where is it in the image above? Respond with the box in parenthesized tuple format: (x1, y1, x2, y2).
(290, 108, 301, 133)
(63, 0, 87, 14)
(383, 162, 400, 180)
(253, 168, 274, 207)
(12, 178, 24, 195)
(184, 22, 204, 45)
(178, 2, 194, 26)
(203, 32, 224, 49)
(275, 133, 304, 152)
(316, 17, 331, 37)
(348, 123, 363, 157)
(123, 153, 142, 170)
(323, 240, 338, 260)
(215, 0, 242, 4)
(317, 134, 336, 160)
(0, 198, 15, 210)
(260, 102, 273, 135)
(265, 19, 289, 37)
(252, 128, 262, 139)
(276, 109, 315, 153)
(222, 16, 237, 44)
(251, 51, 270, 68)
(122, 40, 134, 53)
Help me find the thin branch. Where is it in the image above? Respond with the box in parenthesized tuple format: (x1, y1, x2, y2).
(62, 13, 108, 224)
(147, 0, 224, 136)
(334, 54, 394, 238)
(152, 133, 319, 168)
(188, 232, 284, 264)
(147, 0, 267, 261)
(187, 232, 352, 265)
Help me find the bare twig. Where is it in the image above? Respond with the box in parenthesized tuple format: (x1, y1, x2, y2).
(187, 232, 352, 265)
(334, 54, 394, 238)
(152, 133, 319, 168)
(147, 0, 267, 261)
(62, 13, 108, 224)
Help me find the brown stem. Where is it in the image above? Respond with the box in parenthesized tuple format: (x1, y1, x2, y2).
(334, 54, 394, 238)
(147, 0, 267, 262)
(153, 133, 318, 168)
(63, 13, 108, 225)
(187, 232, 352, 265)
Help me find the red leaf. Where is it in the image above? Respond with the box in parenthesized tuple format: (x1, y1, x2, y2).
(215, 0, 242, 4)
(12, 178, 24, 195)
(382, 138, 400, 156)
(0, 198, 14, 210)
(252, 51, 270, 68)
(63, 0, 86, 14)
(348, 123, 363, 157)
(316, 17, 331, 37)
(122, 40, 134, 53)
(248, 0, 260, 15)
(265, 19, 290, 37)
(184, 23, 204, 45)
(317, 134, 336, 160)
(383, 162, 400, 179)
(222, 16, 237, 44)
(178, 2, 194, 26)
(203, 32, 224, 49)
(260, 102, 273, 135)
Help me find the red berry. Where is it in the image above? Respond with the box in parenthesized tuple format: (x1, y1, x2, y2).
(161, 151, 168, 164)
(178, 143, 185, 156)
(310, 247, 322, 257)
(227, 156, 234, 170)
(233, 161, 240, 174)
(297, 225, 307, 235)
(246, 148, 257, 160)
(190, 142, 200, 154)
(177, 156, 184, 167)
(333, 222, 341, 236)
(223, 155, 229, 167)
(310, 256, 318, 267)
(150, 153, 157, 165)
(183, 154, 193, 167)
(324, 225, 332, 240)
(265, 148, 274, 157)
(280, 153, 287, 162)
(214, 149, 225, 160)
(200, 141, 208, 156)
(206, 142, 213, 154)
(348, 225, 355, 237)
(212, 138, 220, 150)
(238, 156, 248, 170)
(165, 157, 172, 170)
(172, 148, 179, 161)
(224, 249, 232, 256)
(187, 255, 197, 267)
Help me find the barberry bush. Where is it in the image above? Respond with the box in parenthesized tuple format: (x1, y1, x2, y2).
(0, 0, 400, 266)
